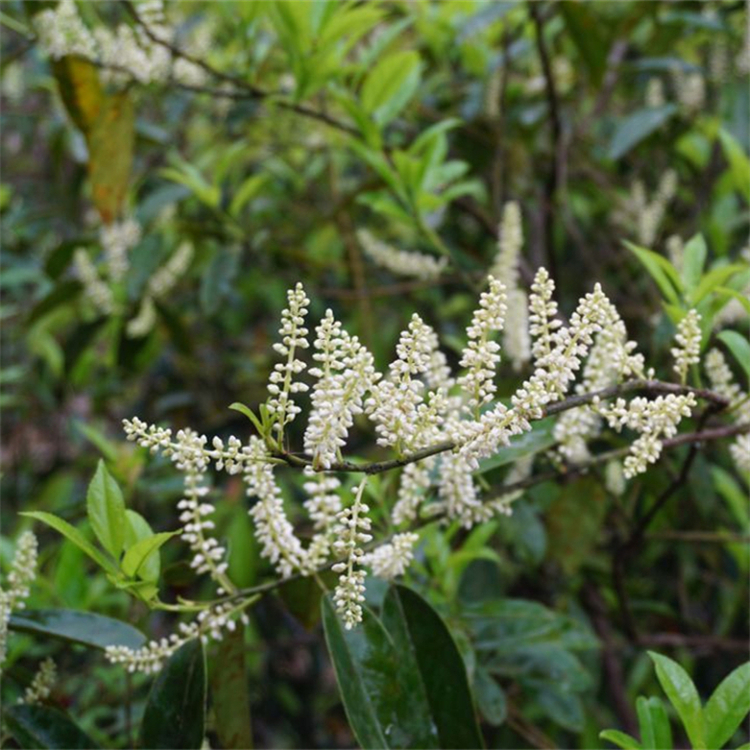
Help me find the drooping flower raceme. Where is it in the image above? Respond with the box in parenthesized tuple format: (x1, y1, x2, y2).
(358, 230, 448, 280)
(18, 658, 56, 705)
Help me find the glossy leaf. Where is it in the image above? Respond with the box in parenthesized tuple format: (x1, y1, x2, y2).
(381, 585, 484, 749)
(123, 510, 160, 582)
(599, 729, 643, 750)
(9, 608, 145, 650)
(649, 651, 706, 749)
(718, 330, 750, 383)
(478, 418, 555, 473)
(141, 639, 207, 750)
(20, 511, 118, 575)
(86, 459, 127, 558)
(682, 234, 707, 294)
(608, 105, 678, 161)
(704, 662, 750, 750)
(322, 595, 422, 749)
(360, 50, 421, 126)
(5, 705, 99, 749)
(210, 624, 253, 750)
(121, 531, 176, 582)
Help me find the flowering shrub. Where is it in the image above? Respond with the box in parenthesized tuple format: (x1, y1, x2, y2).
(2, 1, 749, 748)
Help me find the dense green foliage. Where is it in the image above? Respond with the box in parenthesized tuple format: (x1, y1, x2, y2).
(1, 1, 749, 749)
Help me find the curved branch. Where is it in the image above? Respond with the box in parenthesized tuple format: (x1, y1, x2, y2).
(272, 379, 730, 475)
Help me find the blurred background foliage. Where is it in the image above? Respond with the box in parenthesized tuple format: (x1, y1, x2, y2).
(1, 0, 749, 748)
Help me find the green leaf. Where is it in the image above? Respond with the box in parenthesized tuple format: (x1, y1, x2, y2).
(360, 50, 421, 126)
(626, 241, 682, 304)
(141, 639, 207, 750)
(692, 264, 748, 305)
(715, 287, 750, 317)
(5, 705, 99, 749)
(719, 128, 750, 201)
(121, 531, 176, 583)
(381, 585, 484, 749)
(21, 511, 118, 575)
(9, 608, 145, 650)
(473, 666, 507, 726)
(608, 106, 678, 161)
(646, 696, 674, 749)
(682, 234, 707, 295)
(718, 331, 750, 384)
(704, 662, 750, 750)
(209, 624, 253, 750)
(123, 510, 160, 582)
(599, 729, 643, 750)
(559, 2, 607, 85)
(636, 696, 656, 749)
(86, 460, 127, 558)
(229, 173, 268, 218)
(322, 596, 424, 748)
(229, 402, 265, 436)
(649, 651, 706, 749)
(478, 417, 556, 473)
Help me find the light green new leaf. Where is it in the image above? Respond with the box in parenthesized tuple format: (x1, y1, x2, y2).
(361, 50, 421, 126)
(718, 330, 750, 384)
(121, 531, 176, 582)
(21, 511, 118, 575)
(229, 402, 265, 437)
(625, 242, 682, 304)
(704, 662, 750, 750)
(691, 264, 747, 305)
(86, 460, 127, 558)
(682, 234, 707, 295)
(649, 651, 706, 749)
(637, 696, 672, 749)
(599, 729, 643, 750)
(719, 128, 750, 201)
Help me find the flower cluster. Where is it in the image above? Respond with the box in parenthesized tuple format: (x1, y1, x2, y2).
(617, 171, 677, 247)
(672, 309, 702, 384)
(0, 532, 38, 671)
(597, 393, 697, 478)
(18, 658, 56, 705)
(304, 310, 378, 469)
(358, 230, 448, 280)
(101, 217, 142, 283)
(106, 602, 249, 674)
(268, 283, 310, 437)
(35, 0, 208, 88)
(363, 532, 419, 580)
(490, 203, 530, 370)
(331, 483, 372, 629)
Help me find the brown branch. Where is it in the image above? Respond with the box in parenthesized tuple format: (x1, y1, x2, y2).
(273, 379, 730, 475)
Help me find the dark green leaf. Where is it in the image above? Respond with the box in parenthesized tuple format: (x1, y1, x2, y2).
(381, 585, 484, 749)
(559, 2, 607, 85)
(141, 639, 207, 750)
(608, 106, 678, 161)
(86, 460, 127, 558)
(9, 608, 145, 650)
(704, 662, 750, 750)
(5, 705, 99, 749)
(649, 651, 706, 749)
(478, 418, 555, 473)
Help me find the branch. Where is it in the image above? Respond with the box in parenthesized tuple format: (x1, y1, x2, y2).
(122, 0, 357, 137)
(273, 379, 730, 475)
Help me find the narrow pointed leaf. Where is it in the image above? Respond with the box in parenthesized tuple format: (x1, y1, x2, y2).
(649, 651, 706, 749)
(704, 662, 750, 750)
(9, 608, 145, 650)
(141, 639, 207, 749)
(121, 531, 177, 582)
(599, 729, 643, 750)
(5, 704, 99, 749)
(86, 460, 127, 558)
